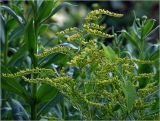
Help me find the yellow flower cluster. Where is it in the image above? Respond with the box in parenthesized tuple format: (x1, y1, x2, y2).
(82, 23, 105, 30)
(134, 99, 156, 110)
(69, 43, 103, 67)
(67, 33, 81, 42)
(122, 63, 135, 72)
(138, 82, 157, 96)
(85, 15, 100, 21)
(22, 76, 48, 83)
(56, 27, 78, 36)
(2, 8, 157, 120)
(88, 79, 113, 85)
(35, 46, 73, 58)
(85, 9, 123, 21)
(83, 28, 114, 38)
(2, 68, 54, 78)
(80, 38, 88, 45)
(65, 41, 156, 117)
(133, 73, 154, 80)
(69, 55, 82, 67)
(22, 76, 74, 97)
(89, 9, 124, 17)
(74, 92, 113, 111)
(85, 99, 107, 109)
(95, 62, 116, 78)
(55, 9, 123, 44)
(85, 91, 113, 99)
(84, 77, 118, 85)
(116, 57, 153, 64)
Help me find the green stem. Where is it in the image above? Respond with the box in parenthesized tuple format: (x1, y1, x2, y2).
(139, 38, 144, 59)
(2, 27, 8, 109)
(31, 84, 37, 120)
(30, 51, 38, 120)
(30, 41, 38, 119)
(31, 16, 38, 119)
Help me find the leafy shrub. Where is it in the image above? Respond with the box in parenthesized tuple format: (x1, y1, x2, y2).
(1, 1, 159, 120)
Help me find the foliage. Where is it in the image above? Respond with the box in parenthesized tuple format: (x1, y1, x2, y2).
(1, 0, 159, 120)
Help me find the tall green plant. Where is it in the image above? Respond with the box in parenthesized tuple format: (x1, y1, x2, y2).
(2, 7, 159, 120)
(1, 0, 75, 120)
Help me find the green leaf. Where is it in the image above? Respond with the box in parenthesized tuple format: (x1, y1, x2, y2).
(1, 5, 24, 25)
(40, 53, 68, 67)
(141, 19, 156, 38)
(149, 47, 159, 61)
(132, 21, 140, 39)
(37, 92, 63, 117)
(147, 25, 160, 37)
(122, 80, 137, 112)
(102, 44, 117, 61)
(1, 104, 12, 120)
(10, 4, 24, 19)
(138, 64, 152, 88)
(1, 78, 31, 101)
(36, 0, 43, 9)
(44, 2, 76, 22)
(9, 26, 24, 43)
(36, 84, 58, 104)
(121, 30, 139, 49)
(38, 1, 75, 23)
(8, 45, 27, 66)
(10, 99, 29, 120)
(0, 13, 5, 44)
(6, 18, 18, 32)
(24, 19, 36, 54)
(37, 0, 55, 23)
(38, 24, 48, 35)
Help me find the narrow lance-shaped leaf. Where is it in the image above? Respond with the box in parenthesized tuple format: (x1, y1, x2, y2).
(122, 80, 137, 112)
(1, 78, 31, 101)
(121, 30, 140, 50)
(39, 1, 76, 23)
(37, 92, 63, 117)
(9, 26, 24, 43)
(0, 13, 5, 44)
(102, 44, 117, 61)
(37, 0, 55, 23)
(10, 99, 29, 120)
(45, 2, 76, 21)
(8, 45, 27, 66)
(141, 19, 156, 39)
(36, 84, 58, 104)
(1, 5, 24, 25)
(25, 19, 36, 55)
(6, 18, 18, 32)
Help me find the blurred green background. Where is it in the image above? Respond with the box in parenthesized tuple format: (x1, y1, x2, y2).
(2, 0, 159, 43)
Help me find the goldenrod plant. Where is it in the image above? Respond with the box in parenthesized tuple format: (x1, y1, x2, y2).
(1, 0, 159, 120)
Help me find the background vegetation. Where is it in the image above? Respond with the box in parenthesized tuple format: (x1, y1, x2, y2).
(0, 0, 159, 120)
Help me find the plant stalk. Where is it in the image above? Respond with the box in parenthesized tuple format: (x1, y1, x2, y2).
(31, 84, 37, 120)
(2, 27, 8, 110)
(30, 50, 38, 120)
(31, 13, 38, 119)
